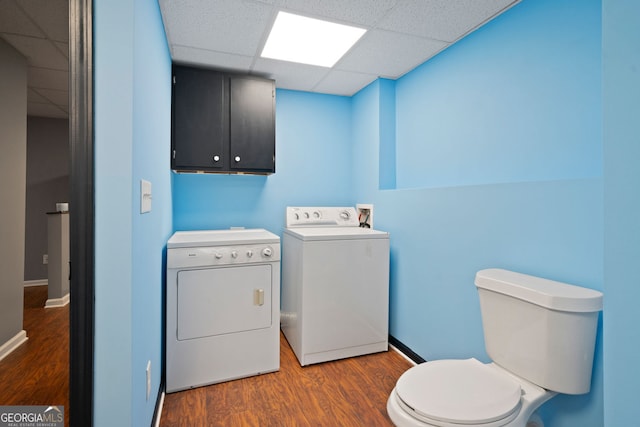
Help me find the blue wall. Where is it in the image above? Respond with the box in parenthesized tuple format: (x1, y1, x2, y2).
(350, 1, 603, 426)
(171, 1, 604, 425)
(94, 0, 172, 425)
(89, 0, 629, 425)
(172, 1, 603, 425)
(394, 0, 601, 189)
(602, 0, 640, 424)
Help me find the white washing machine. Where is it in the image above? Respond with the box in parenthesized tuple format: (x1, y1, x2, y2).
(166, 228, 280, 393)
(281, 207, 390, 366)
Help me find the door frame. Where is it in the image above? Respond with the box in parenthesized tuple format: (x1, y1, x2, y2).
(69, 0, 94, 425)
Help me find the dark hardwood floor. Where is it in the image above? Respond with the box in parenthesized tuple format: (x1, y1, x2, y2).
(0, 285, 69, 427)
(161, 333, 412, 427)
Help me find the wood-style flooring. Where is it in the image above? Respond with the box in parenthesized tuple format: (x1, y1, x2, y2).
(0, 285, 69, 427)
(0, 286, 413, 427)
(161, 333, 412, 427)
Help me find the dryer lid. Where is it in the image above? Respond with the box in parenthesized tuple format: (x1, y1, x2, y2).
(395, 358, 521, 425)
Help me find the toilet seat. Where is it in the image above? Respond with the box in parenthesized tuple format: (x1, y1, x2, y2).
(394, 358, 522, 426)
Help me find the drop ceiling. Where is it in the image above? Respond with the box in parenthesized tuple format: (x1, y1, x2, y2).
(0, 0, 69, 119)
(160, 0, 521, 96)
(0, 0, 521, 119)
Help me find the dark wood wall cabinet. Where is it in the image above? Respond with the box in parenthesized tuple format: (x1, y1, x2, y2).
(171, 65, 276, 174)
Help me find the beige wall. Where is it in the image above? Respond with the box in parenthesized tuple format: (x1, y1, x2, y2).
(0, 38, 27, 345)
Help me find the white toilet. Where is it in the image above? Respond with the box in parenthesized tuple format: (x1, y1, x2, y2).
(387, 268, 603, 427)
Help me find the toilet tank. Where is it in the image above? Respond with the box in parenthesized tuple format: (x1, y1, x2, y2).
(475, 268, 603, 395)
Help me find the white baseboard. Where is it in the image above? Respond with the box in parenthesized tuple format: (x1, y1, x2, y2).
(24, 279, 48, 287)
(153, 391, 165, 427)
(0, 330, 28, 362)
(45, 293, 70, 308)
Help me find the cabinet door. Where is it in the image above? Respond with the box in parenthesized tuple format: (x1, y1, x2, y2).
(229, 76, 275, 173)
(172, 66, 226, 170)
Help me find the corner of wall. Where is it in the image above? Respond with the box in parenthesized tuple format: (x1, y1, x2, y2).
(378, 79, 396, 190)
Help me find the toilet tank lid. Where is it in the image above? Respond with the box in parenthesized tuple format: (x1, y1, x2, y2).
(475, 268, 603, 313)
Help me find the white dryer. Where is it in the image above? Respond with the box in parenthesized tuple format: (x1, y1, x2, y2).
(166, 229, 280, 392)
(281, 207, 390, 366)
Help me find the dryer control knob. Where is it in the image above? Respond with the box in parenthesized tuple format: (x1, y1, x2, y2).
(262, 247, 273, 257)
(214, 252, 223, 259)
(231, 251, 238, 259)
(246, 250, 253, 258)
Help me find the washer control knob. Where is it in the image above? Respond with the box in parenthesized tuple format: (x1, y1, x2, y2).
(231, 250, 238, 259)
(340, 210, 351, 220)
(246, 250, 253, 258)
(214, 252, 223, 260)
(262, 247, 273, 257)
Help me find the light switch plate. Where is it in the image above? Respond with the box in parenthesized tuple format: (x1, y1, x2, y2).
(141, 179, 152, 213)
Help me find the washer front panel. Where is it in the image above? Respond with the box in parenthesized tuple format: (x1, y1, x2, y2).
(281, 230, 390, 366)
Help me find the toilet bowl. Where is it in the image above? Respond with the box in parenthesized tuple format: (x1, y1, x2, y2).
(387, 359, 556, 427)
(387, 269, 603, 427)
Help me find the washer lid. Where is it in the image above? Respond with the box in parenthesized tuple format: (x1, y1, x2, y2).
(395, 358, 521, 425)
(283, 226, 388, 241)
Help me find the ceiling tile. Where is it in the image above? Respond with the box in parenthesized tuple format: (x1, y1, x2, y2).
(54, 41, 68, 58)
(336, 29, 447, 78)
(27, 102, 67, 119)
(159, 0, 273, 56)
(27, 87, 48, 103)
(28, 67, 68, 91)
(2, 34, 68, 70)
(253, 57, 329, 91)
(18, 0, 68, 42)
(172, 45, 254, 71)
(32, 87, 68, 106)
(0, 0, 44, 37)
(313, 70, 378, 96)
(278, 0, 398, 26)
(378, 0, 519, 42)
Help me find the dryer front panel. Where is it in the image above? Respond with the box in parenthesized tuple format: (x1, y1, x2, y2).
(177, 264, 272, 340)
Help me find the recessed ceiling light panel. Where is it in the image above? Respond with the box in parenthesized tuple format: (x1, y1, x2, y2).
(261, 11, 367, 68)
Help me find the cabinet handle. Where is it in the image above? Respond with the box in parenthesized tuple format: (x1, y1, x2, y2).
(213, 155, 220, 162)
(234, 156, 241, 163)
